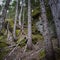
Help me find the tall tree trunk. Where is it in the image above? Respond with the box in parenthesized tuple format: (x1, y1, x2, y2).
(17, 0, 20, 20)
(7, 21, 9, 41)
(49, 0, 60, 47)
(40, 0, 55, 60)
(21, 0, 26, 35)
(21, 6, 25, 35)
(0, 0, 11, 31)
(19, 0, 23, 26)
(13, 0, 19, 40)
(27, 0, 33, 50)
(56, 0, 60, 47)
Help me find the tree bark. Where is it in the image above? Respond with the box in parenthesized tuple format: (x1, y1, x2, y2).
(0, 0, 11, 31)
(7, 21, 9, 41)
(49, 0, 60, 47)
(21, 6, 25, 35)
(13, 0, 19, 40)
(17, 0, 20, 20)
(56, 0, 60, 47)
(19, 0, 23, 26)
(40, 0, 55, 60)
(27, 0, 33, 50)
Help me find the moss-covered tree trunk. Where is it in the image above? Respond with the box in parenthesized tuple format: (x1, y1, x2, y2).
(40, 0, 55, 60)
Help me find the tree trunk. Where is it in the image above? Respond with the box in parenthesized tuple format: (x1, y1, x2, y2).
(0, 0, 11, 31)
(40, 0, 55, 60)
(21, 6, 25, 35)
(56, 0, 60, 47)
(7, 21, 9, 41)
(27, 0, 33, 50)
(13, 0, 19, 40)
(17, 0, 20, 20)
(19, 0, 23, 26)
(49, 0, 60, 47)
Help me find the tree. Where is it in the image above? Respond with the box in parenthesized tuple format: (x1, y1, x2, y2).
(56, 0, 60, 47)
(40, 0, 55, 60)
(21, 1, 25, 35)
(19, 0, 23, 26)
(7, 21, 9, 41)
(0, 0, 11, 31)
(49, 0, 60, 47)
(13, 0, 19, 40)
(27, 0, 33, 50)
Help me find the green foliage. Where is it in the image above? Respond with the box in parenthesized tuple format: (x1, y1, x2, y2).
(31, 0, 40, 9)
(0, 36, 4, 40)
(0, 42, 8, 48)
(39, 49, 46, 59)
(19, 39, 26, 48)
(17, 38, 26, 48)
(32, 17, 43, 44)
(16, 30, 20, 36)
(7, 0, 16, 19)
(6, 19, 14, 28)
(0, 48, 10, 60)
(32, 37, 38, 44)
(32, 34, 43, 41)
(11, 0, 16, 7)
(1, 29, 6, 35)
(0, 36, 10, 60)
(32, 22, 42, 35)
(46, 5, 53, 23)
(0, 0, 57, 59)
(32, 7, 40, 17)
(0, 35, 7, 43)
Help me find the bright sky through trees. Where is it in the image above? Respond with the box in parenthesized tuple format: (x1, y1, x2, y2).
(0, 0, 2, 5)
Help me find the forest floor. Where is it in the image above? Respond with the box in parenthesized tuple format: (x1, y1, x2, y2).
(3, 38, 60, 60)
(0, 28, 60, 60)
(4, 39, 45, 60)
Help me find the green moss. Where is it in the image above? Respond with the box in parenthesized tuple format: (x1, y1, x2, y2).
(32, 37, 38, 44)
(16, 30, 20, 36)
(0, 42, 8, 48)
(19, 40, 26, 48)
(0, 49, 10, 60)
(17, 38, 26, 48)
(16, 36, 26, 48)
(32, 7, 40, 17)
(1, 29, 6, 34)
(0, 35, 7, 43)
(39, 49, 46, 59)
(0, 35, 9, 48)
(0, 35, 10, 60)
(0, 36, 3, 40)
(32, 34, 43, 41)
(32, 18, 44, 42)
(6, 19, 14, 28)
